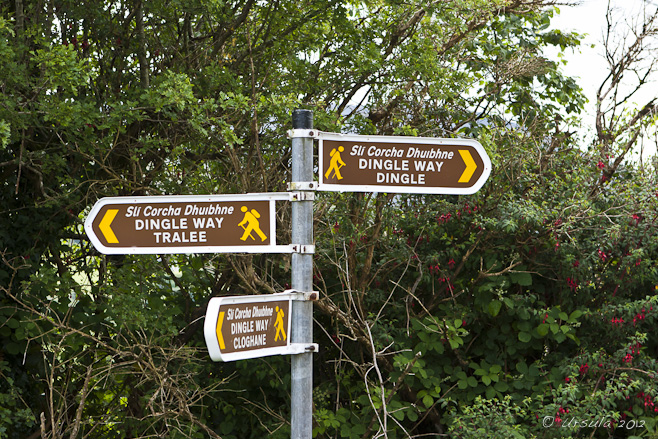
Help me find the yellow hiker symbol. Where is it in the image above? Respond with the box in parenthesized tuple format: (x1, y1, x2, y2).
(325, 146, 346, 180)
(274, 306, 286, 342)
(238, 206, 267, 242)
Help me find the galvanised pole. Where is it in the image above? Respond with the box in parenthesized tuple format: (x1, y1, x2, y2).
(290, 109, 314, 439)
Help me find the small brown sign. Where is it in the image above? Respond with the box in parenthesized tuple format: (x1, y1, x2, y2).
(318, 133, 491, 194)
(216, 300, 289, 354)
(205, 294, 298, 362)
(85, 194, 289, 254)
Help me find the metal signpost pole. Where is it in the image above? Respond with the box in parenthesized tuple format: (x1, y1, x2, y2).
(290, 109, 314, 439)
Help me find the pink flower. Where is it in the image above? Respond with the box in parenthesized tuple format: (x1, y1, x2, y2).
(566, 277, 578, 291)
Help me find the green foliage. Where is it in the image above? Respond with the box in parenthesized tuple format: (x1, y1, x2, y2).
(2, 0, 657, 438)
(448, 395, 536, 438)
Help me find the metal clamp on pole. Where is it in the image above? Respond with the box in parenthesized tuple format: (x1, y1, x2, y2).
(287, 181, 317, 191)
(287, 129, 318, 139)
(290, 191, 315, 201)
(279, 289, 320, 301)
(288, 343, 320, 354)
(290, 244, 315, 254)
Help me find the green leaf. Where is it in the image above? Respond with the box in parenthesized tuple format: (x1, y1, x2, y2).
(537, 323, 549, 337)
(422, 394, 433, 408)
(449, 338, 462, 349)
(528, 365, 540, 378)
(433, 341, 445, 354)
(518, 331, 532, 343)
(488, 300, 503, 317)
(494, 381, 509, 392)
(510, 271, 532, 286)
(5, 342, 21, 355)
(568, 310, 583, 322)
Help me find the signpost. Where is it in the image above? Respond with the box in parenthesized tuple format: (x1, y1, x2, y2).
(204, 291, 318, 362)
(84, 109, 492, 439)
(318, 132, 491, 194)
(84, 193, 292, 254)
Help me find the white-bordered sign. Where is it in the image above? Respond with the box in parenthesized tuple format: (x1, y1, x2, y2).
(204, 292, 315, 362)
(84, 193, 292, 255)
(317, 132, 491, 194)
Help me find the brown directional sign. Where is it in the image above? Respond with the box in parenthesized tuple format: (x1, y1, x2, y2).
(318, 132, 491, 194)
(84, 194, 291, 254)
(205, 293, 295, 362)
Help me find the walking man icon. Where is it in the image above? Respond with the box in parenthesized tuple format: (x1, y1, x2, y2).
(274, 306, 286, 342)
(238, 206, 268, 242)
(325, 145, 346, 180)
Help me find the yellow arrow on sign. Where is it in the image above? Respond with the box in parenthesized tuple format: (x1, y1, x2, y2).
(99, 209, 119, 244)
(458, 150, 477, 183)
(216, 311, 226, 350)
